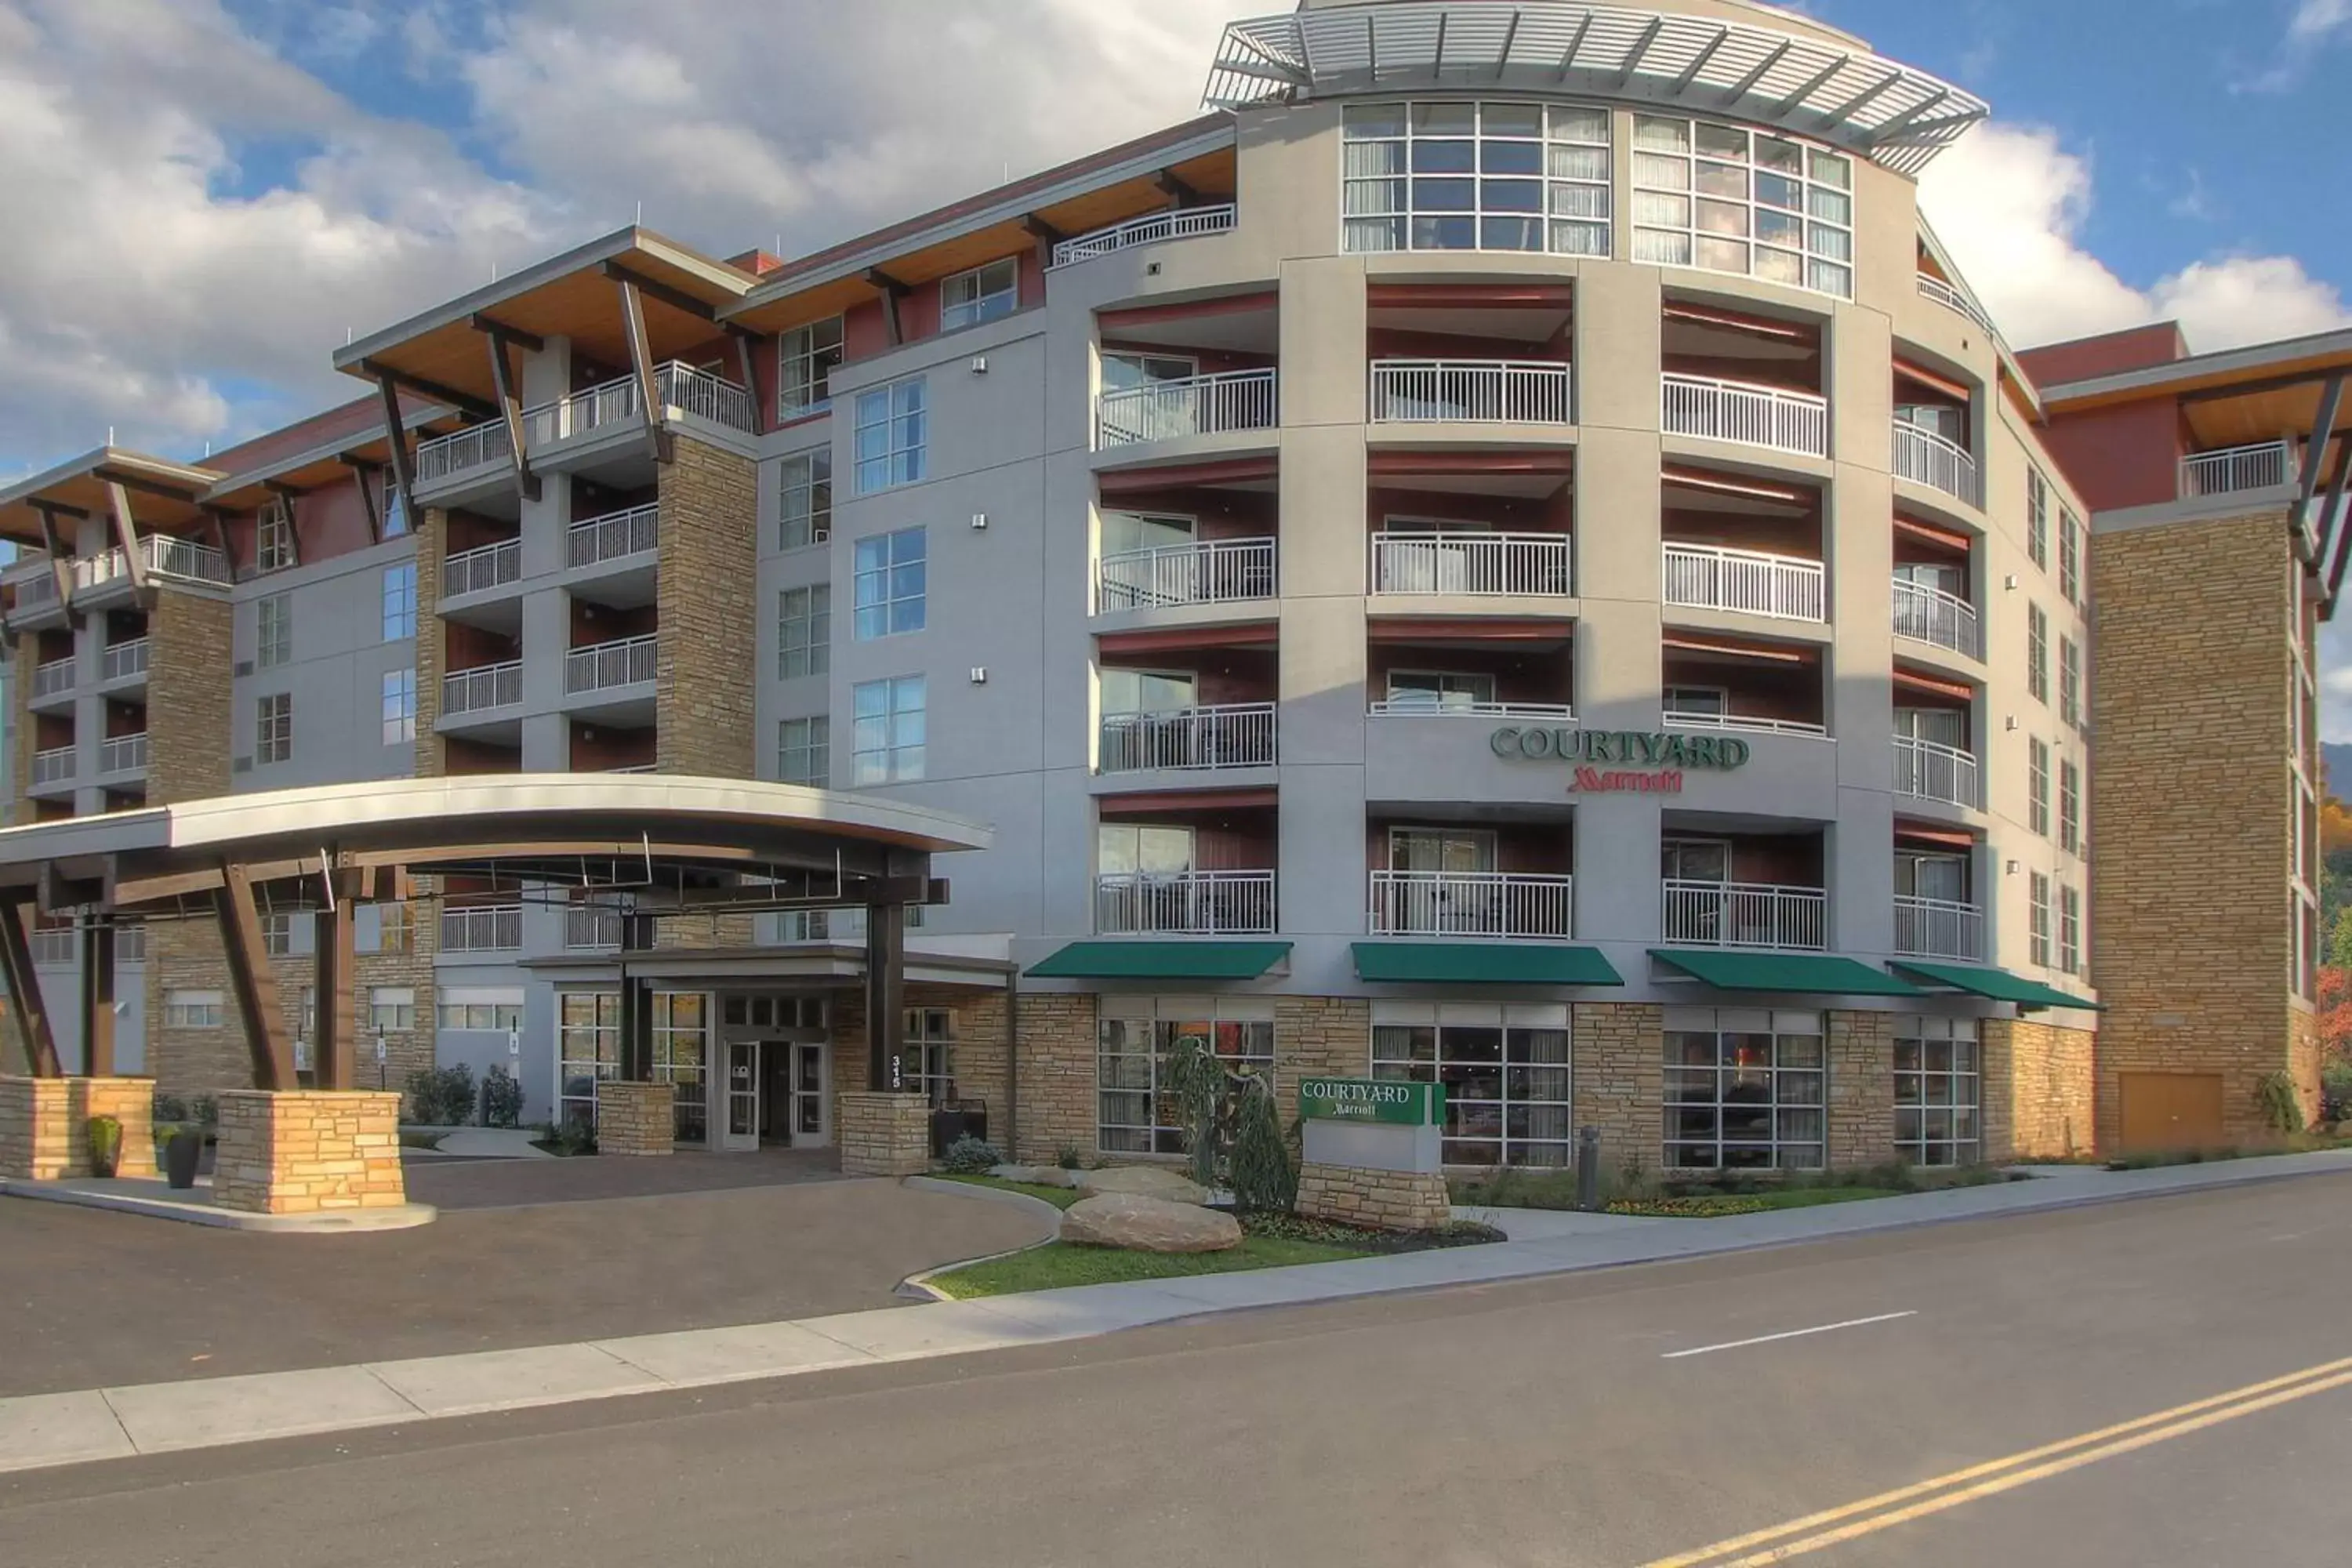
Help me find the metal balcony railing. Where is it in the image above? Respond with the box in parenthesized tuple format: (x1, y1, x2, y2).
(565, 906, 624, 951)
(1096, 368, 1277, 448)
(143, 534, 230, 586)
(1895, 895, 1985, 962)
(1097, 537, 1275, 610)
(1368, 697, 1576, 720)
(115, 924, 147, 964)
(568, 503, 659, 569)
(1662, 543, 1826, 622)
(31, 746, 74, 787)
(1098, 704, 1276, 772)
(441, 661, 523, 716)
(1370, 532, 1572, 596)
(565, 634, 657, 695)
(1893, 422, 1984, 508)
(1892, 579, 1984, 660)
(1051, 203, 1238, 267)
(2180, 441, 2295, 499)
(1661, 880, 1830, 950)
(1664, 707, 1829, 739)
(443, 538, 521, 598)
(101, 639, 150, 682)
(1367, 871, 1573, 938)
(1894, 735, 1983, 809)
(1368, 360, 1573, 424)
(1096, 870, 1276, 935)
(30, 928, 74, 967)
(441, 906, 523, 953)
(71, 549, 128, 594)
(99, 733, 147, 775)
(1916, 274, 1998, 339)
(519, 362, 757, 448)
(1661, 373, 1830, 458)
(31, 658, 73, 699)
(8, 567, 60, 612)
(414, 421, 514, 483)
(658, 361, 758, 432)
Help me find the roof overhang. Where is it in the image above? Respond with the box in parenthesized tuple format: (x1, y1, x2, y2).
(0, 448, 225, 547)
(1204, 2, 1988, 176)
(2034, 326, 2352, 414)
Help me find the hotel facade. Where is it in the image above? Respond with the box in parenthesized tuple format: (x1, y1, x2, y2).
(1, 0, 2336, 1171)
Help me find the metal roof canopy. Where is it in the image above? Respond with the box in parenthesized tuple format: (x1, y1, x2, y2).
(1204, 2, 1988, 176)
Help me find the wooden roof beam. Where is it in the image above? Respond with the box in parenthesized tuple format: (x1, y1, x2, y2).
(469, 311, 547, 353)
(357, 358, 500, 421)
(601, 260, 718, 322)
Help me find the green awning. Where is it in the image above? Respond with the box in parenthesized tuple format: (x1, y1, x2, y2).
(1649, 949, 1928, 997)
(1888, 961, 2104, 1011)
(1352, 942, 1624, 986)
(1025, 941, 1292, 981)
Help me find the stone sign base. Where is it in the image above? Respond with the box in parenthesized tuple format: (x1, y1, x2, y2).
(596, 1082, 676, 1156)
(212, 1091, 405, 1216)
(1297, 1160, 1454, 1232)
(840, 1091, 931, 1177)
(0, 1076, 160, 1181)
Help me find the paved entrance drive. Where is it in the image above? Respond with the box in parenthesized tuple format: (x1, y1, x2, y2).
(0, 1159, 1049, 1399)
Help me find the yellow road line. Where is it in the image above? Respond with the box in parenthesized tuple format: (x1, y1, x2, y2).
(1639, 1355, 2352, 1568)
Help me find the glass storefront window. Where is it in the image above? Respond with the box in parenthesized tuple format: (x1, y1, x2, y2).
(1373, 1002, 1571, 1167)
(1662, 1007, 1827, 1170)
(1894, 1017, 1980, 1167)
(1096, 997, 1276, 1155)
(653, 991, 709, 1144)
(558, 991, 620, 1133)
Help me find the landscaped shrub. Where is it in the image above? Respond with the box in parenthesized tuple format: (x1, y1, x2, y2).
(151, 1092, 189, 1125)
(478, 1065, 525, 1129)
(1166, 1034, 1226, 1189)
(86, 1115, 122, 1178)
(1227, 1075, 1297, 1214)
(941, 1134, 1004, 1174)
(190, 1094, 219, 1128)
(1055, 1143, 1086, 1171)
(2255, 1070, 2307, 1135)
(404, 1064, 477, 1127)
(2321, 1062, 2352, 1125)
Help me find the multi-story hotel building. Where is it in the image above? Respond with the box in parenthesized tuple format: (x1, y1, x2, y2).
(0, 0, 2333, 1170)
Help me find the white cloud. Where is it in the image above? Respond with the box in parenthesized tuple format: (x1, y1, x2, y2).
(2291, 0, 2352, 42)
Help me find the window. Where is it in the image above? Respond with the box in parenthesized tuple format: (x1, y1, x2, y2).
(1374, 1001, 1572, 1167)
(1632, 115, 1854, 297)
(2060, 636, 2081, 729)
(256, 501, 296, 572)
(778, 448, 833, 548)
(368, 987, 416, 1034)
(382, 564, 416, 641)
(2060, 507, 2082, 604)
(1101, 511, 1196, 558)
(256, 593, 292, 669)
(2027, 466, 2049, 572)
(852, 528, 926, 638)
(779, 318, 845, 417)
(1099, 822, 1195, 875)
(558, 991, 622, 1132)
(256, 692, 292, 764)
(1383, 670, 1497, 713)
(437, 992, 523, 1032)
(851, 676, 925, 783)
(2029, 738, 2051, 837)
(362, 901, 412, 955)
(2027, 604, 2049, 704)
(2030, 873, 2053, 968)
(2059, 885, 2082, 975)
(379, 470, 408, 539)
(1662, 685, 1728, 720)
(1663, 1007, 1827, 1170)
(2060, 759, 2082, 856)
(854, 378, 927, 493)
(1894, 1017, 1980, 1167)
(1097, 996, 1276, 1154)
(779, 716, 829, 786)
(260, 911, 299, 957)
(164, 989, 224, 1029)
(1341, 100, 1610, 257)
(779, 584, 831, 677)
(895, 1007, 956, 1106)
(382, 669, 416, 746)
(652, 991, 709, 1144)
(941, 258, 1018, 332)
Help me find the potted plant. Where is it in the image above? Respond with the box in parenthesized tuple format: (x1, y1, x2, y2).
(159, 1121, 203, 1189)
(86, 1115, 123, 1179)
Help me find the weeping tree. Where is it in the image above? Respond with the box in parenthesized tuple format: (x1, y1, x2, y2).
(1228, 1073, 1298, 1214)
(1166, 1033, 1227, 1189)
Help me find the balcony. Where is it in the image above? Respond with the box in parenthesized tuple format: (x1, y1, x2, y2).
(442, 661, 523, 717)
(1370, 532, 1571, 597)
(415, 422, 514, 485)
(1661, 375, 1829, 459)
(1892, 579, 1984, 661)
(2180, 440, 2295, 499)
(30, 657, 73, 702)
(31, 928, 74, 967)
(1096, 368, 1276, 450)
(1662, 544, 1824, 622)
(1661, 881, 1829, 950)
(1894, 735, 1982, 809)
(1916, 274, 1999, 339)
(1664, 706, 1828, 740)
(1369, 361, 1572, 425)
(1097, 537, 1275, 612)
(5, 565, 64, 629)
(101, 639, 150, 684)
(568, 503, 659, 570)
(98, 733, 147, 776)
(1367, 871, 1572, 939)
(565, 906, 623, 951)
(1097, 870, 1276, 935)
(565, 634, 657, 697)
(444, 539, 521, 600)
(1369, 695, 1574, 720)
(1892, 422, 1984, 509)
(1099, 705, 1276, 774)
(441, 905, 523, 953)
(1051, 203, 1236, 267)
(1894, 896, 1985, 963)
(141, 535, 230, 588)
(30, 745, 74, 790)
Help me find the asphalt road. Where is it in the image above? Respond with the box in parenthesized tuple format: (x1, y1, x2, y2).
(5, 1175, 2348, 1568)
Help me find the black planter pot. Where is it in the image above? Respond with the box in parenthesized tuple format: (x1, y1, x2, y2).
(163, 1131, 203, 1190)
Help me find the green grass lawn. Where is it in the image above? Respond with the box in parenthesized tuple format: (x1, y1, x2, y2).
(932, 1172, 1088, 1210)
(929, 1234, 1372, 1298)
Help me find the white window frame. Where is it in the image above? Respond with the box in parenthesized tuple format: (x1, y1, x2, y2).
(1631, 114, 1855, 298)
(1098, 822, 1196, 875)
(652, 990, 709, 1144)
(2029, 738, 2051, 838)
(1894, 1016, 1980, 1167)
(382, 563, 417, 642)
(368, 986, 416, 1034)
(256, 691, 292, 765)
(2027, 604, 2049, 705)
(256, 500, 296, 572)
(778, 318, 844, 418)
(2059, 885, 2082, 975)
(1372, 1000, 1573, 1167)
(2060, 758, 2082, 856)
(940, 258, 1019, 332)
(895, 1007, 957, 1107)
(2059, 635, 2081, 729)
(363, 900, 412, 956)
(777, 448, 833, 549)
(1340, 100, 1611, 258)
(1097, 996, 1276, 1155)
(2027, 466, 2049, 572)
(437, 989, 524, 1032)
(853, 378, 927, 495)
(852, 527, 926, 640)
(164, 989, 224, 1029)
(779, 584, 830, 678)
(1384, 669, 1498, 712)
(2029, 873, 2053, 968)
(558, 990, 622, 1132)
(1663, 1007, 1828, 1171)
(256, 593, 292, 670)
(2060, 506, 2083, 604)
(851, 675, 926, 784)
(381, 668, 416, 746)
(778, 715, 829, 787)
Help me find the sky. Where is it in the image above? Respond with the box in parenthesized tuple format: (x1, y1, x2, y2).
(1, 0, 2347, 719)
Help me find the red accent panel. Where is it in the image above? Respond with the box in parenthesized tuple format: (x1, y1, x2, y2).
(2017, 324, 2189, 389)
(1098, 457, 1278, 493)
(1368, 284, 1575, 309)
(1893, 665, 1976, 701)
(1894, 358, 1976, 404)
(1098, 290, 1279, 332)
(1097, 623, 1278, 656)
(1893, 514, 1973, 552)
(2038, 398, 2185, 512)
(1894, 822, 1981, 849)
(1098, 788, 1279, 815)
(1367, 449, 1576, 477)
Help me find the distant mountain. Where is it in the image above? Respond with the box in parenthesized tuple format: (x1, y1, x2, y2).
(2327, 744, 2352, 797)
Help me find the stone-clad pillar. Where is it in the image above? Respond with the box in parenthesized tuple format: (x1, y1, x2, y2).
(210, 1090, 405, 1214)
(1827, 1011, 1896, 1168)
(839, 1091, 930, 1176)
(595, 1081, 674, 1156)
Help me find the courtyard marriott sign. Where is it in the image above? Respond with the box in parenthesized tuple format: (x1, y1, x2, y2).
(1299, 1077, 1445, 1127)
(1490, 727, 1752, 795)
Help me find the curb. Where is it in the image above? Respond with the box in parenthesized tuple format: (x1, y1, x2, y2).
(1, 1178, 438, 1233)
(896, 1177, 1065, 1301)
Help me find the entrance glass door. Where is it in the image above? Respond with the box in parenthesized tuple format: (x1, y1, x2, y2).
(720, 1040, 761, 1152)
(789, 1042, 829, 1148)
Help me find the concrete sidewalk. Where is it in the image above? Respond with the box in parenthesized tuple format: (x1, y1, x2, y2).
(7, 1148, 2349, 1475)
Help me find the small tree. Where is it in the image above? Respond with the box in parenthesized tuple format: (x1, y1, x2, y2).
(1227, 1074, 1297, 1214)
(1165, 1033, 1225, 1189)
(2331, 907, 2352, 972)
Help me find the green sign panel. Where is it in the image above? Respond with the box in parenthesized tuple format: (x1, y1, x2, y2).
(1489, 727, 1753, 769)
(1298, 1077, 1445, 1127)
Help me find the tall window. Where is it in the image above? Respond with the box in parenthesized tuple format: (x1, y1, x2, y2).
(778, 317, 844, 417)
(852, 528, 926, 638)
(2027, 466, 2049, 571)
(2059, 759, 2082, 855)
(381, 669, 416, 746)
(2029, 738, 2052, 837)
(2060, 885, 2083, 975)
(382, 563, 417, 641)
(1341, 100, 1611, 257)
(2030, 873, 2053, 967)
(2060, 507, 2083, 604)
(1664, 1007, 1827, 1170)
(363, 900, 412, 955)
(940, 258, 1018, 332)
(257, 593, 292, 669)
(652, 991, 709, 1144)
(2060, 636, 2081, 728)
(851, 676, 925, 783)
(2027, 603, 2048, 704)
(778, 716, 829, 786)
(1097, 996, 1275, 1155)
(854, 378, 927, 494)
(256, 692, 292, 764)
(256, 501, 296, 572)
(1373, 1001, 1572, 1167)
(778, 449, 833, 548)
(779, 584, 831, 677)
(379, 470, 408, 539)
(1894, 1017, 1980, 1167)
(558, 991, 621, 1132)
(895, 1007, 956, 1106)
(1632, 115, 1854, 297)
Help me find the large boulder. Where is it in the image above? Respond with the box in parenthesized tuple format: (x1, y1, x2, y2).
(1076, 1165, 1211, 1205)
(1060, 1192, 1241, 1254)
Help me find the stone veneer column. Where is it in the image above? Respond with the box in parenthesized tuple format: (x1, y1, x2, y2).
(1011, 992, 1097, 1164)
(1827, 1011, 1896, 1169)
(838, 1091, 931, 1177)
(144, 588, 242, 1098)
(1297, 1163, 1452, 1231)
(1983, 1018, 2094, 1161)
(654, 437, 757, 778)
(211, 1090, 405, 1214)
(1273, 997, 1371, 1113)
(412, 506, 448, 779)
(595, 1082, 675, 1156)
(1572, 1003, 1664, 1174)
